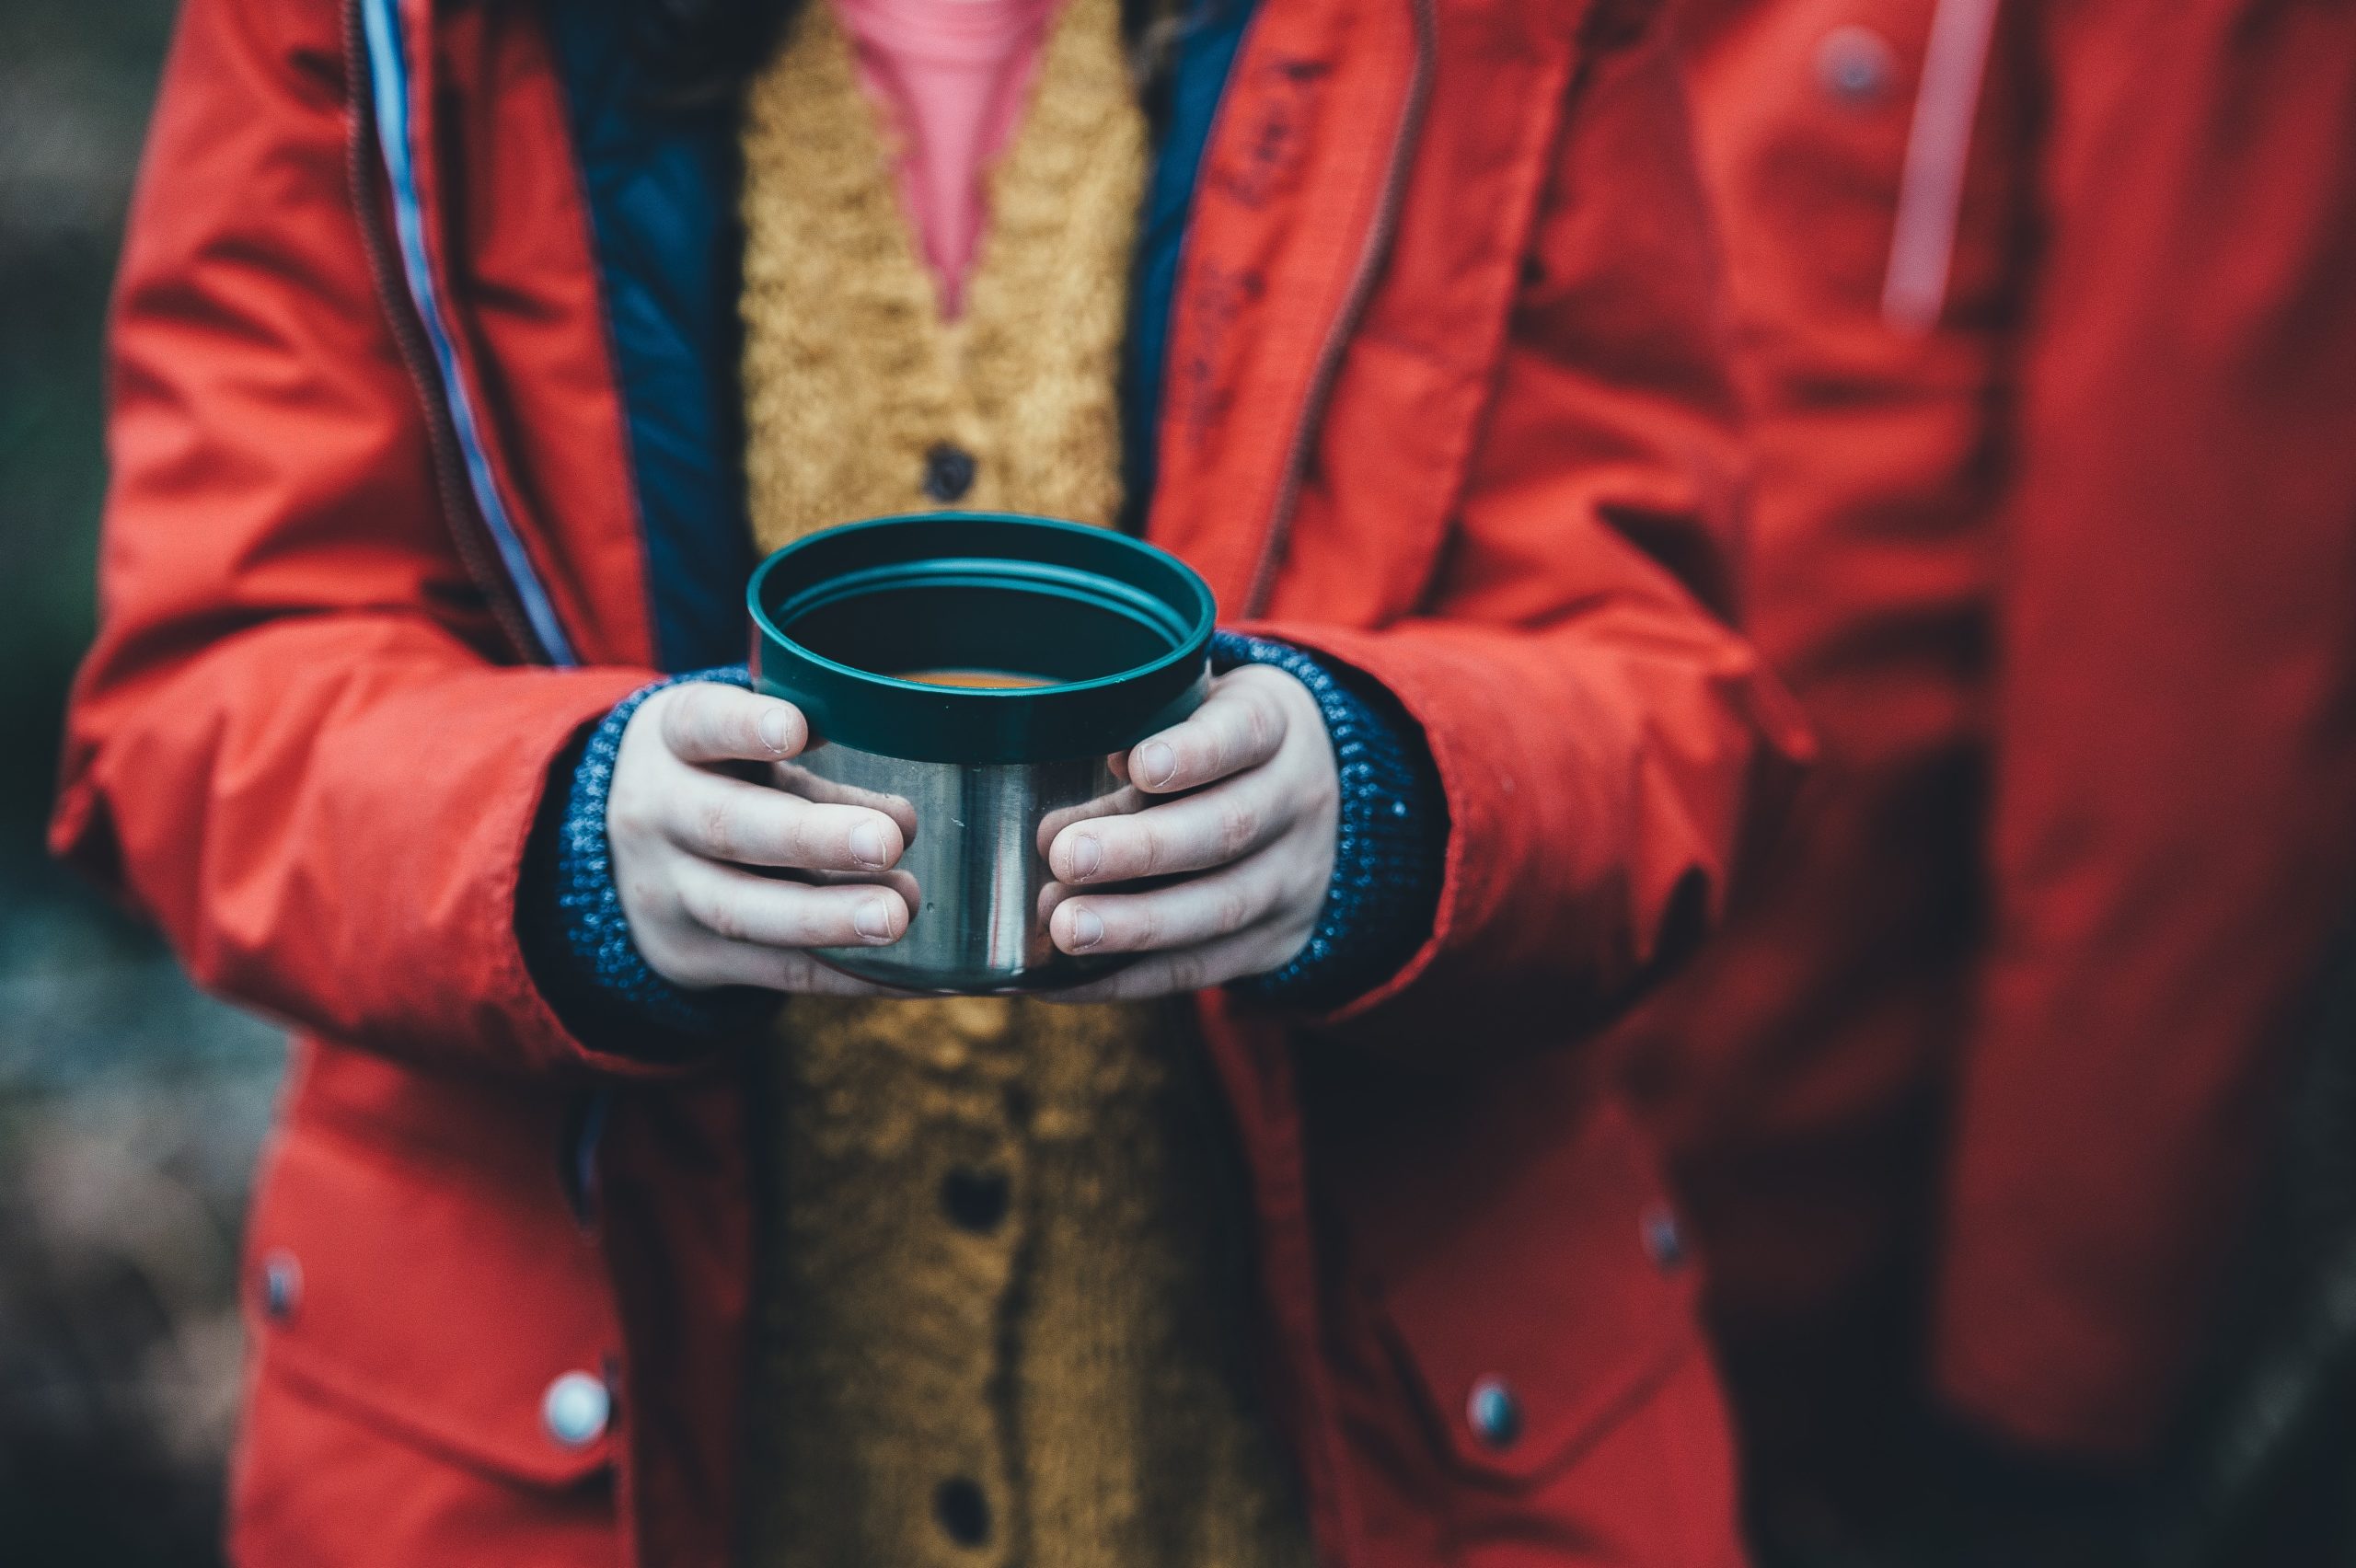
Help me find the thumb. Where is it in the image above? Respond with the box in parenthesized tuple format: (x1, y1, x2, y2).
(653, 681, 810, 765)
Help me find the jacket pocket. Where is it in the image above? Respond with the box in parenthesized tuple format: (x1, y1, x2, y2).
(240, 1102, 624, 1486)
(1334, 1072, 1703, 1489)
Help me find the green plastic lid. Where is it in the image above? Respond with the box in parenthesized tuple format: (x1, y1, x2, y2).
(747, 513, 1216, 765)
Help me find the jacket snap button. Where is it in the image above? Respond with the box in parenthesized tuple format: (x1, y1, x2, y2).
(922, 443, 977, 502)
(941, 1168, 1011, 1233)
(1467, 1375, 1521, 1449)
(1644, 1205, 1688, 1271)
(259, 1249, 302, 1321)
(933, 1476, 991, 1546)
(542, 1371, 611, 1449)
(1816, 25, 1897, 105)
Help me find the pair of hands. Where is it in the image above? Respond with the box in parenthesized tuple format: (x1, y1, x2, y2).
(606, 667, 1340, 1002)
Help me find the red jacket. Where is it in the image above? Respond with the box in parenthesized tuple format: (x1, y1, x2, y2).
(1628, 0, 2356, 1475)
(52, 0, 1805, 1562)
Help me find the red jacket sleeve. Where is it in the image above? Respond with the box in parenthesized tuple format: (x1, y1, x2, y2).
(49, 0, 656, 1079)
(1934, 0, 2356, 1458)
(1253, 11, 1811, 1055)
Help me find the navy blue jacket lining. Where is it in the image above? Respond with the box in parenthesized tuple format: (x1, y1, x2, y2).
(549, 0, 756, 673)
(1122, 0, 1259, 521)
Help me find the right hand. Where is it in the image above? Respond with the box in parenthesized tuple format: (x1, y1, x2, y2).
(607, 681, 916, 994)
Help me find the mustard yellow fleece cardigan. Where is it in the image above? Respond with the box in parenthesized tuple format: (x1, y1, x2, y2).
(733, 3, 1316, 1562)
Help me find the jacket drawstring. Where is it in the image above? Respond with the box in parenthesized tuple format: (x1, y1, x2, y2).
(1882, 0, 2002, 332)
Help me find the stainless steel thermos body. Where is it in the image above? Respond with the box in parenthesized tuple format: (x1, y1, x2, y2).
(748, 513, 1217, 995)
(782, 744, 1126, 993)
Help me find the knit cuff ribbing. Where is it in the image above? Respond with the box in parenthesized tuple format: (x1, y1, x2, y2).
(1211, 632, 1449, 1014)
(524, 665, 775, 1048)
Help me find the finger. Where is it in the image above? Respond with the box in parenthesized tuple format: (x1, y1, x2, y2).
(1124, 672, 1290, 794)
(1038, 928, 1291, 1003)
(799, 867, 924, 908)
(658, 681, 809, 765)
(662, 769, 906, 872)
(1034, 781, 1149, 860)
(674, 859, 910, 950)
(663, 939, 902, 997)
(770, 762, 921, 844)
(1047, 773, 1291, 884)
(1047, 851, 1297, 957)
(750, 952, 903, 996)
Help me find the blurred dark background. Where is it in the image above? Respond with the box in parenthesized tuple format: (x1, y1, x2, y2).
(0, 3, 283, 1563)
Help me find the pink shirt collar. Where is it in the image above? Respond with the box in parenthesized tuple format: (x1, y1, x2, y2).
(830, 0, 1068, 316)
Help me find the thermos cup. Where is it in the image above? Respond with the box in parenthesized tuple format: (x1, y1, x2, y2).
(747, 512, 1216, 993)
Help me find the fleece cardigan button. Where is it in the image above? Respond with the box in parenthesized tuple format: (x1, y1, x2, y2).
(941, 1167, 1012, 1232)
(923, 443, 977, 502)
(542, 1371, 611, 1449)
(933, 1476, 992, 1546)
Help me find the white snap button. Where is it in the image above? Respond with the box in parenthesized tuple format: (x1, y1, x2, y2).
(542, 1370, 611, 1448)
(1467, 1374, 1521, 1449)
(1645, 1204, 1689, 1271)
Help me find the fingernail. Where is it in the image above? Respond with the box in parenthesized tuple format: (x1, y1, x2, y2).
(757, 709, 792, 755)
(1068, 834, 1103, 881)
(1066, 906, 1103, 951)
(1137, 742, 1175, 789)
(854, 900, 896, 942)
(850, 822, 890, 869)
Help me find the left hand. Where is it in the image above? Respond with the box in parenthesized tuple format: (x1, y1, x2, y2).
(1039, 663, 1339, 999)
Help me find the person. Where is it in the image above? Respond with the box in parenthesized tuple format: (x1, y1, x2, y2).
(1623, 0, 2356, 1552)
(51, 0, 1808, 1562)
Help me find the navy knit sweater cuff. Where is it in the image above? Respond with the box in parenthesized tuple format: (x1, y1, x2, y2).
(1213, 632, 1449, 1014)
(526, 665, 773, 1047)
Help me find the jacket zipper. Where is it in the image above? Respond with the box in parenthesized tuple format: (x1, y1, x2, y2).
(1238, 0, 1438, 618)
(331, 8, 621, 1562)
(342, 0, 542, 662)
(344, 0, 616, 1268)
(1221, 6, 1435, 1562)
(346, 0, 581, 665)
